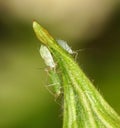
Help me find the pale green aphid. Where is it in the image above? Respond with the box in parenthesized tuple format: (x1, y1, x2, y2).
(57, 39, 84, 58)
(57, 39, 74, 54)
(48, 70, 62, 97)
(39, 45, 56, 69)
(39, 45, 62, 96)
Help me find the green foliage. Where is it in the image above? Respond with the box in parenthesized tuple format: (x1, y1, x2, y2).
(33, 21, 120, 128)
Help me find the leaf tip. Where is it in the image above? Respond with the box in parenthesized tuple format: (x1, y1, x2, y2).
(33, 20, 39, 32)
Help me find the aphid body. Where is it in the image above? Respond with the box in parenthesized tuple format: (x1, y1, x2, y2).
(39, 45, 55, 69)
(48, 70, 62, 97)
(57, 39, 73, 54)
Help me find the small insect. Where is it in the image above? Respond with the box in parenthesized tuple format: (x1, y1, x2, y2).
(57, 39, 74, 54)
(57, 39, 85, 61)
(39, 45, 62, 97)
(39, 45, 56, 69)
(48, 70, 62, 97)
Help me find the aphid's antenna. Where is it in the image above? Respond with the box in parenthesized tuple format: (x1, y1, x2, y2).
(75, 47, 93, 53)
(75, 48, 86, 52)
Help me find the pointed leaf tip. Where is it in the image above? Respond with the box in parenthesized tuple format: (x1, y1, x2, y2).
(33, 21, 55, 46)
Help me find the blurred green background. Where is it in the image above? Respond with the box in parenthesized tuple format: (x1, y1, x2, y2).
(0, 0, 120, 128)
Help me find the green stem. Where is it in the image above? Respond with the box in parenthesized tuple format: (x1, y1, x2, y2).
(33, 21, 120, 128)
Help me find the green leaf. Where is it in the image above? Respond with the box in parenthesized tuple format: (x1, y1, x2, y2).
(33, 21, 120, 128)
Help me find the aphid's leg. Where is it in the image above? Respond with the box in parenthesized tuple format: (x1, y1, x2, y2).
(44, 68, 56, 96)
(54, 89, 63, 106)
(45, 84, 55, 96)
(73, 48, 85, 61)
(73, 51, 78, 61)
(54, 98, 62, 106)
(37, 67, 55, 95)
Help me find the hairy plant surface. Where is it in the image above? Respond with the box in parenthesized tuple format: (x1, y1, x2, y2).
(33, 21, 120, 128)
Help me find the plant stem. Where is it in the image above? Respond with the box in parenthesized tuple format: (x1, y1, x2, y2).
(33, 21, 120, 128)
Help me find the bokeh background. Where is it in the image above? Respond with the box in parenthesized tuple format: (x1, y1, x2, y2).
(0, 0, 120, 128)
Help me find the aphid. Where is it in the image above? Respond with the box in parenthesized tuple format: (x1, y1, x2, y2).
(48, 70, 62, 97)
(39, 45, 62, 97)
(57, 39, 74, 54)
(57, 39, 84, 60)
(39, 45, 55, 69)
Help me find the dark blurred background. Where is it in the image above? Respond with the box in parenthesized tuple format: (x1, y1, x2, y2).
(0, 0, 120, 128)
